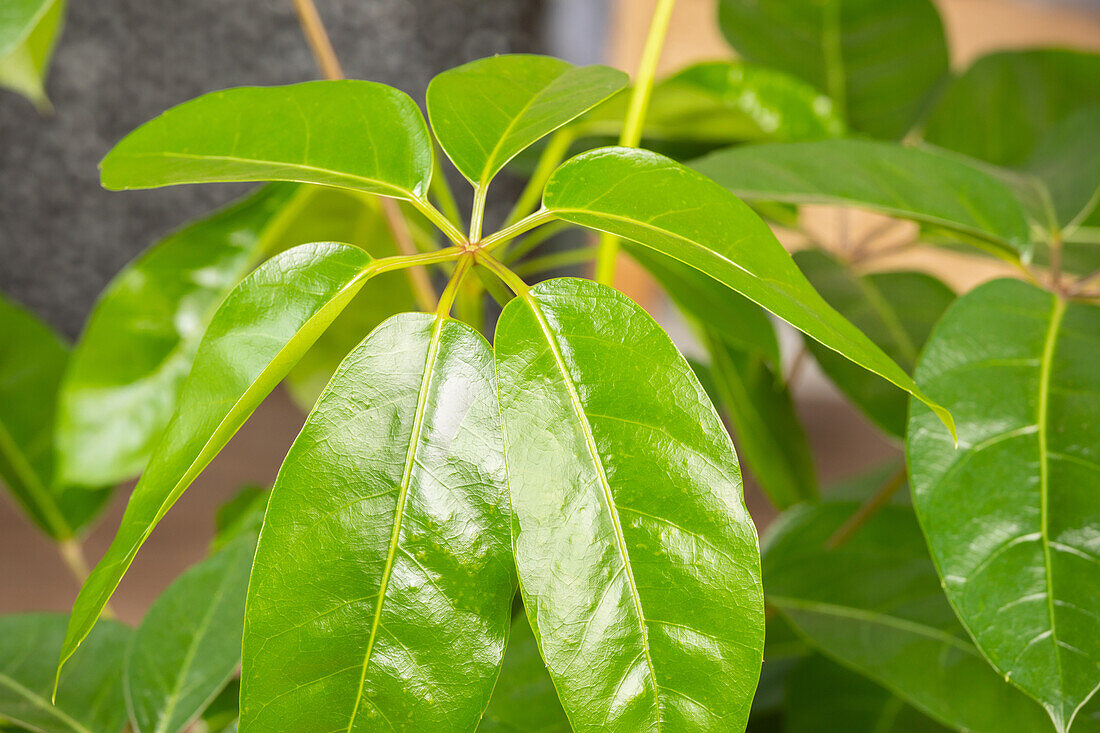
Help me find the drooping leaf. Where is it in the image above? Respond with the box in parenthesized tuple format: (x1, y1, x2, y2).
(716, 0, 949, 139)
(764, 502, 1068, 733)
(907, 278, 1100, 731)
(704, 331, 817, 509)
(923, 49, 1100, 167)
(692, 140, 1032, 259)
(100, 82, 433, 201)
(0, 294, 111, 539)
(543, 147, 955, 437)
(792, 250, 956, 437)
(427, 54, 626, 189)
(241, 313, 513, 731)
(478, 615, 570, 733)
(126, 532, 257, 733)
(58, 242, 388, 680)
(0, 614, 130, 733)
(494, 277, 765, 731)
(0, 0, 64, 109)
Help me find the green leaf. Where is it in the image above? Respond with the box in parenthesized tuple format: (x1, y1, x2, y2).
(716, 0, 948, 139)
(543, 147, 955, 438)
(241, 313, 514, 731)
(692, 139, 1033, 259)
(1017, 107, 1100, 234)
(494, 277, 765, 731)
(197, 681, 238, 733)
(210, 485, 266, 554)
(58, 242, 384, 681)
(907, 278, 1100, 732)
(785, 655, 950, 733)
(478, 615, 570, 733)
(0, 294, 111, 539)
(923, 49, 1100, 167)
(427, 54, 626, 189)
(764, 502, 1067, 733)
(126, 532, 257, 733)
(792, 250, 956, 437)
(0, 0, 64, 109)
(0, 614, 130, 733)
(704, 332, 817, 509)
(100, 81, 433, 201)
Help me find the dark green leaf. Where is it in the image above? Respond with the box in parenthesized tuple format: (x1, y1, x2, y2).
(1019, 107, 1100, 233)
(494, 277, 765, 730)
(479, 615, 570, 733)
(210, 485, 266, 554)
(543, 147, 955, 437)
(716, 0, 948, 138)
(241, 313, 514, 731)
(126, 532, 257, 733)
(793, 250, 956, 437)
(907, 278, 1100, 731)
(0, 614, 130, 733)
(100, 82, 433, 201)
(197, 681, 238, 733)
(692, 140, 1032, 259)
(427, 54, 626, 189)
(0, 0, 64, 109)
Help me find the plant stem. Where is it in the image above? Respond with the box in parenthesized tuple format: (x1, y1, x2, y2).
(825, 466, 908, 549)
(291, 0, 344, 81)
(431, 144, 465, 230)
(504, 128, 575, 226)
(785, 344, 809, 388)
(58, 538, 90, 585)
(377, 197, 437, 312)
(501, 220, 570, 264)
(436, 255, 474, 317)
(514, 247, 597, 278)
(410, 197, 467, 245)
(595, 0, 677, 286)
(475, 252, 530, 296)
(1068, 267, 1100, 297)
(470, 186, 488, 244)
(373, 246, 464, 275)
(1049, 230, 1064, 294)
(480, 209, 556, 252)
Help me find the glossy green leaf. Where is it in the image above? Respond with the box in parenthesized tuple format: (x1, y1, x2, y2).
(704, 331, 816, 509)
(0, 0, 64, 109)
(494, 277, 765, 731)
(907, 278, 1100, 731)
(127, 532, 257, 733)
(764, 502, 1067, 733)
(427, 54, 626, 189)
(923, 49, 1100, 167)
(478, 615, 570, 733)
(716, 0, 948, 139)
(0, 294, 111, 539)
(0, 614, 130, 733)
(241, 313, 514, 731)
(793, 250, 956, 437)
(692, 140, 1032, 259)
(785, 655, 950, 733)
(59, 242, 384, 680)
(100, 81, 433, 201)
(543, 147, 955, 438)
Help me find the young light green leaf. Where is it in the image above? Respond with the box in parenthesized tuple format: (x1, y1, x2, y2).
(692, 140, 1032, 259)
(100, 81, 433, 201)
(0, 294, 111, 539)
(126, 532, 257, 733)
(793, 250, 956, 438)
(0, 0, 64, 109)
(427, 54, 626, 189)
(923, 49, 1100, 167)
(716, 0, 948, 139)
(494, 277, 765, 731)
(58, 242, 388, 683)
(479, 615, 570, 733)
(764, 502, 1066, 733)
(907, 279, 1100, 732)
(0, 614, 130, 733)
(241, 313, 514, 731)
(543, 147, 955, 439)
(704, 331, 817, 509)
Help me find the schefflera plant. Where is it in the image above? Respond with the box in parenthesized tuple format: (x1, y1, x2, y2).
(55, 54, 952, 731)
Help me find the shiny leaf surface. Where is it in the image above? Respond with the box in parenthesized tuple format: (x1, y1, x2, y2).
(543, 147, 955, 437)
(59, 242, 382, 680)
(793, 250, 956, 437)
(494, 277, 764, 731)
(907, 279, 1100, 731)
(0, 614, 130, 733)
(478, 615, 570, 733)
(692, 140, 1032, 259)
(100, 82, 433, 200)
(428, 54, 626, 188)
(241, 313, 514, 731)
(0, 0, 63, 108)
(716, 0, 948, 139)
(127, 532, 257, 733)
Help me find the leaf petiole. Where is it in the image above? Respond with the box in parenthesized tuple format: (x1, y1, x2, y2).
(411, 196, 467, 245)
(436, 254, 474, 317)
(475, 251, 529, 296)
(513, 246, 597, 278)
(503, 127, 576, 226)
(480, 208, 556, 252)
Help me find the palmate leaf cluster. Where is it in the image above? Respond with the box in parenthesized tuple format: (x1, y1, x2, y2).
(0, 0, 1098, 731)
